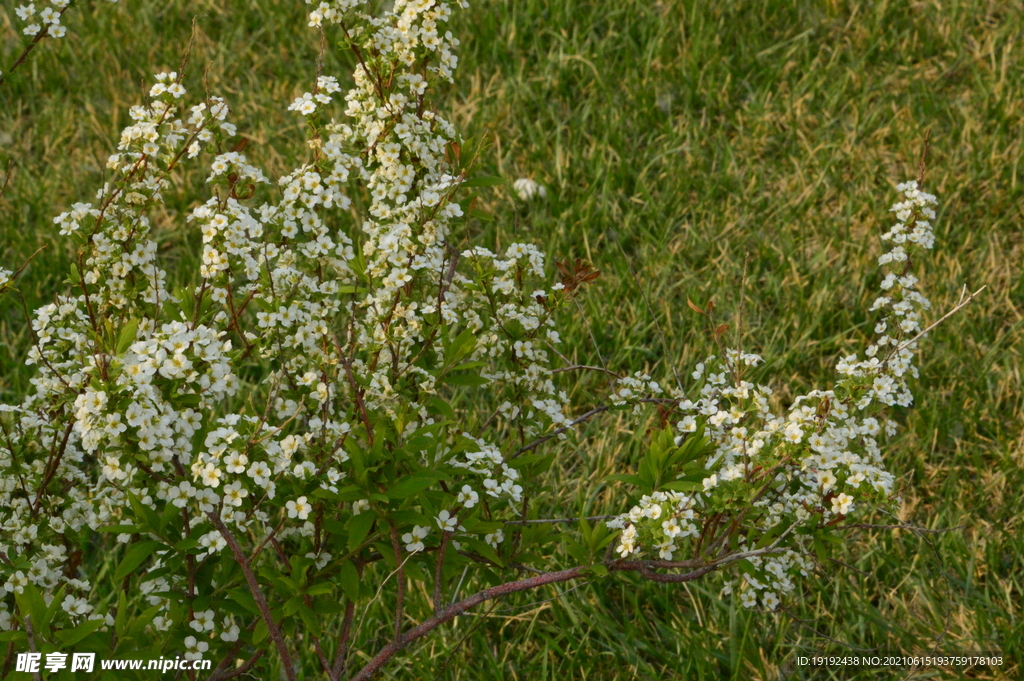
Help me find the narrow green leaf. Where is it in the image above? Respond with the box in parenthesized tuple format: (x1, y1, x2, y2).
(116, 319, 139, 355)
(442, 372, 490, 387)
(55, 619, 106, 646)
(339, 561, 360, 602)
(387, 472, 442, 499)
(347, 512, 375, 551)
(114, 541, 162, 583)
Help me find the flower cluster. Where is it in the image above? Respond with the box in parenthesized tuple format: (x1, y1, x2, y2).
(606, 182, 940, 610)
(0, 0, 591, 651)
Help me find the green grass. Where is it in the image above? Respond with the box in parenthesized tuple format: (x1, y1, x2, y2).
(2, 0, 1022, 678)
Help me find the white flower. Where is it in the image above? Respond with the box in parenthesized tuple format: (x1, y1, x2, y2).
(289, 93, 317, 116)
(456, 484, 478, 508)
(512, 177, 546, 201)
(190, 609, 215, 632)
(402, 525, 430, 552)
(286, 496, 312, 520)
(436, 510, 457, 532)
(183, 635, 209, 661)
(222, 481, 248, 507)
(831, 492, 854, 515)
(484, 528, 504, 548)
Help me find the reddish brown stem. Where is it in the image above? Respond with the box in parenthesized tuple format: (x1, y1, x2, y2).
(207, 512, 296, 681)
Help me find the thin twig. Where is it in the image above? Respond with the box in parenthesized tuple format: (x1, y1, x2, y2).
(890, 284, 986, 356)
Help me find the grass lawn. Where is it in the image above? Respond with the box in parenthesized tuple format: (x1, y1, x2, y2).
(1, 0, 1021, 678)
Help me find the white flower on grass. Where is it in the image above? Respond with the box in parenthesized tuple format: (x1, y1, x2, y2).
(402, 525, 429, 552)
(761, 592, 780, 610)
(286, 496, 311, 520)
(289, 93, 317, 116)
(513, 177, 546, 201)
(740, 590, 757, 608)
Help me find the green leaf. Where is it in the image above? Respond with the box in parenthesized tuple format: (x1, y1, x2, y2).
(15, 584, 47, 635)
(174, 534, 200, 552)
(96, 524, 142, 534)
(347, 512, 375, 551)
(55, 619, 106, 646)
(299, 602, 322, 637)
(660, 480, 702, 492)
(444, 329, 477, 365)
(253, 618, 269, 644)
(126, 491, 160, 533)
(604, 473, 644, 486)
(339, 561, 360, 602)
(227, 589, 259, 616)
(426, 396, 457, 421)
(114, 541, 162, 583)
(306, 582, 334, 597)
(0, 630, 27, 644)
(116, 319, 139, 355)
(387, 472, 443, 499)
(462, 537, 503, 567)
(115, 591, 129, 637)
(43, 584, 67, 628)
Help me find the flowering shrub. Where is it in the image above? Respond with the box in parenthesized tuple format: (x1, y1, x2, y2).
(0, 0, 967, 679)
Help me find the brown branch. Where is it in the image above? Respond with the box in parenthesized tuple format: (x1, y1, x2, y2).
(351, 537, 791, 680)
(212, 649, 264, 681)
(350, 566, 590, 681)
(329, 590, 358, 681)
(433, 532, 450, 616)
(207, 512, 296, 681)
